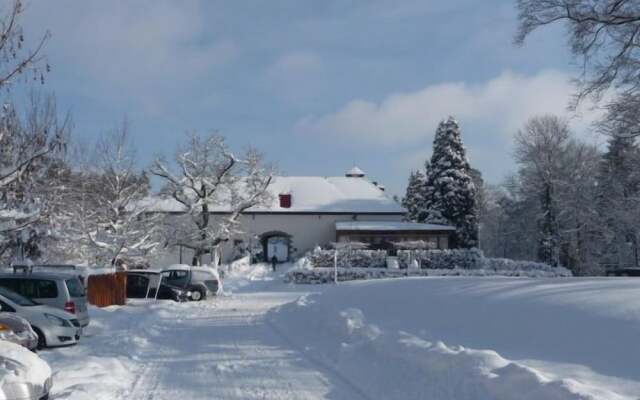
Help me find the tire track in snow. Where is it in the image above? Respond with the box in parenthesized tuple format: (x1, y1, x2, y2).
(120, 293, 363, 400)
(264, 306, 373, 400)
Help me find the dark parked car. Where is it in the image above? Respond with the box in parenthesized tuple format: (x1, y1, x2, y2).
(606, 268, 640, 277)
(161, 265, 220, 301)
(126, 271, 189, 302)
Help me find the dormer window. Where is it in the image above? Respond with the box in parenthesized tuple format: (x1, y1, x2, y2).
(279, 193, 292, 208)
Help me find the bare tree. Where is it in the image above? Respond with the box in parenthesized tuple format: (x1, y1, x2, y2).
(514, 115, 571, 266)
(0, 94, 67, 261)
(77, 120, 161, 266)
(0, 0, 54, 261)
(555, 139, 602, 274)
(152, 133, 273, 266)
(515, 0, 640, 137)
(0, 0, 49, 90)
(46, 158, 99, 264)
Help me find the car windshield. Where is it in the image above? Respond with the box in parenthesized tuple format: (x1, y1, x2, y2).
(66, 278, 85, 297)
(0, 286, 38, 306)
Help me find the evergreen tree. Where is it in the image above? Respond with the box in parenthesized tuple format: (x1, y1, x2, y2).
(421, 117, 478, 248)
(402, 169, 425, 221)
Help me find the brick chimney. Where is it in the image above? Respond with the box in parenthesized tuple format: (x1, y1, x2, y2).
(279, 193, 292, 208)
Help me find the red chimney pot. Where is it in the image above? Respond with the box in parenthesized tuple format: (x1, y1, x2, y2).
(279, 193, 292, 208)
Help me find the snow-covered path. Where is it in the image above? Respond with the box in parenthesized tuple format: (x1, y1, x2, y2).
(124, 291, 363, 400)
(41, 262, 369, 400)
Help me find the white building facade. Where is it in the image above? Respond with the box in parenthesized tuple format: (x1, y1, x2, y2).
(147, 168, 453, 265)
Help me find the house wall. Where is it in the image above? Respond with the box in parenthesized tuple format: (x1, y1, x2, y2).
(150, 213, 404, 266)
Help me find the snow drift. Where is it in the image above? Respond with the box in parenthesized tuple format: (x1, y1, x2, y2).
(268, 277, 640, 399)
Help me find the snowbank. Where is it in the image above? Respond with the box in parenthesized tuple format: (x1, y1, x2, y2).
(38, 304, 164, 399)
(221, 256, 275, 292)
(268, 277, 640, 399)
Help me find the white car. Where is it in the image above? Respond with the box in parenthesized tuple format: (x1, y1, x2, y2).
(0, 313, 39, 351)
(0, 286, 82, 349)
(0, 340, 52, 400)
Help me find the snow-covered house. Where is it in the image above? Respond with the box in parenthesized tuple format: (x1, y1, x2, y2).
(145, 167, 454, 264)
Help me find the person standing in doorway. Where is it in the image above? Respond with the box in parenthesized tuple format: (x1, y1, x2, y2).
(271, 255, 277, 272)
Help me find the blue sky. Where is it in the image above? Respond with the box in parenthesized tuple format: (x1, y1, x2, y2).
(18, 1, 594, 195)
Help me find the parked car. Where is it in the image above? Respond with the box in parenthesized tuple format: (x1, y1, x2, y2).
(606, 268, 640, 277)
(0, 286, 82, 349)
(0, 272, 90, 327)
(0, 340, 52, 400)
(126, 271, 190, 302)
(0, 311, 38, 351)
(161, 265, 220, 301)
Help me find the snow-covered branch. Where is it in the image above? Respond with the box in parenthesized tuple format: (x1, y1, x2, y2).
(152, 132, 273, 266)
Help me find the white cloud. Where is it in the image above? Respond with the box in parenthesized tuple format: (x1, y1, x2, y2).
(23, 1, 237, 115)
(295, 70, 601, 144)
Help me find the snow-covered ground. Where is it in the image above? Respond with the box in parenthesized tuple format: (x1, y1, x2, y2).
(269, 277, 640, 399)
(37, 264, 640, 399)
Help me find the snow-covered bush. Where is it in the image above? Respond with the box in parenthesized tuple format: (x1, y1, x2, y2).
(298, 248, 571, 283)
(285, 265, 571, 284)
(397, 248, 484, 269)
(481, 258, 572, 276)
(307, 248, 387, 269)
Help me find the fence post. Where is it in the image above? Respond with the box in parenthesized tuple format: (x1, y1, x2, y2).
(334, 249, 338, 284)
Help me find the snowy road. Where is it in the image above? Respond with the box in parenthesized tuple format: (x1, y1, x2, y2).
(41, 270, 368, 400)
(124, 292, 365, 400)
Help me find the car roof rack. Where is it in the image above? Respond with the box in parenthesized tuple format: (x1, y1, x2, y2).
(11, 264, 77, 274)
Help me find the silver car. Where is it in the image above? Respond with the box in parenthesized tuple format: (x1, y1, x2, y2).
(0, 272, 90, 327)
(0, 286, 82, 348)
(0, 340, 52, 400)
(0, 312, 38, 350)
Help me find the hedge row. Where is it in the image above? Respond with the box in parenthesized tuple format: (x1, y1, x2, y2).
(285, 266, 571, 284)
(307, 248, 485, 269)
(306, 249, 388, 269)
(397, 249, 484, 269)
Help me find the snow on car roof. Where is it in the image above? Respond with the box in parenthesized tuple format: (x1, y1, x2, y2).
(0, 340, 51, 387)
(335, 221, 456, 231)
(138, 176, 405, 214)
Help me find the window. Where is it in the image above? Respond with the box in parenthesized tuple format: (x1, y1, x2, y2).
(65, 279, 85, 298)
(1, 278, 59, 299)
(19, 280, 37, 298)
(128, 275, 150, 289)
(35, 280, 58, 298)
(0, 300, 14, 312)
(0, 287, 37, 306)
(163, 270, 189, 287)
(0, 278, 18, 292)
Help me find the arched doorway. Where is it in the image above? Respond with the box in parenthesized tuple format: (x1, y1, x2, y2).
(260, 231, 292, 263)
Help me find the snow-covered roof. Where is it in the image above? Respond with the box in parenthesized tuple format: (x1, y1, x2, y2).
(335, 221, 455, 231)
(345, 166, 365, 177)
(142, 176, 405, 214)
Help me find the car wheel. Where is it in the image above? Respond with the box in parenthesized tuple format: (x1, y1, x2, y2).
(191, 288, 205, 301)
(33, 326, 47, 350)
